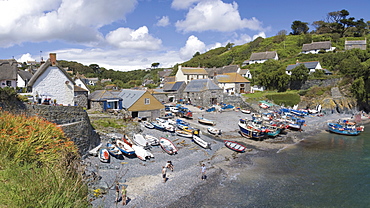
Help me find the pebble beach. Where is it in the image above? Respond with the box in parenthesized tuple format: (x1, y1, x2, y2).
(84, 106, 369, 208)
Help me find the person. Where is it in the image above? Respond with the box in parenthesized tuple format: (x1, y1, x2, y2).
(121, 186, 127, 206)
(166, 161, 174, 171)
(115, 183, 119, 203)
(162, 166, 167, 183)
(201, 164, 206, 180)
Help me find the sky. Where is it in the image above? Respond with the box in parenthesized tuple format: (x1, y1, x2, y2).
(0, 0, 369, 72)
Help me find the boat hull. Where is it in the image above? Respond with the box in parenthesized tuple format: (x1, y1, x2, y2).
(159, 137, 178, 155)
(328, 123, 361, 136)
(224, 140, 246, 153)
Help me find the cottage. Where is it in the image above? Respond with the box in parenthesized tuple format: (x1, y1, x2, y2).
(17, 69, 33, 89)
(345, 39, 367, 50)
(118, 89, 164, 119)
(183, 79, 223, 107)
(27, 53, 76, 105)
(152, 81, 186, 103)
(243, 51, 278, 65)
(239, 69, 252, 79)
(175, 65, 208, 84)
(205, 65, 240, 79)
(215, 73, 251, 95)
(0, 59, 18, 89)
(88, 90, 123, 111)
(301, 41, 335, 54)
(286, 61, 323, 75)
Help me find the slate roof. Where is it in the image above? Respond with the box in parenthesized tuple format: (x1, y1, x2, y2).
(163, 81, 185, 91)
(27, 59, 75, 87)
(74, 85, 88, 92)
(302, 41, 331, 51)
(205, 65, 239, 77)
(239, 69, 249, 76)
(345, 40, 366, 45)
(118, 89, 146, 109)
(181, 67, 208, 75)
(249, 51, 277, 61)
(184, 79, 221, 92)
(158, 69, 173, 78)
(215, 73, 250, 83)
(88, 90, 122, 101)
(164, 76, 175, 83)
(286, 61, 320, 71)
(0, 59, 18, 80)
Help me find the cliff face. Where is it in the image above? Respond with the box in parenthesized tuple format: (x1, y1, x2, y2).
(0, 92, 100, 156)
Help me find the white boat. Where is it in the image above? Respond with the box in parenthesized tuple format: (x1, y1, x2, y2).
(142, 121, 154, 129)
(144, 134, 160, 146)
(207, 127, 222, 135)
(192, 135, 211, 149)
(116, 138, 135, 155)
(159, 137, 178, 155)
(198, 117, 216, 126)
(131, 145, 154, 161)
(88, 143, 102, 156)
(98, 148, 110, 163)
(240, 109, 251, 114)
(175, 129, 193, 138)
(106, 143, 123, 157)
(132, 133, 150, 149)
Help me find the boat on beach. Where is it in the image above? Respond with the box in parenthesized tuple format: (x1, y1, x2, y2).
(192, 135, 211, 149)
(207, 126, 222, 135)
(142, 121, 154, 129)
(175, 129, 194, 138)
(224, 140, 247, 153)
(132, 133, 150, 149)
(116, 138, 136, 155)
(198, 117, 216, 126)
(238, 119, 266, 140)
(159, 137, 178, 155)
(131, 145, 154, 161)
(151, 121, 166, 131)
(240, 109, 251, 114)
(88, 143, 102, 156)
(106, 143, 123, 158)
(144, 134, 160, 146)
(327, 121, 364, 136)
(98, 148, 110, 162)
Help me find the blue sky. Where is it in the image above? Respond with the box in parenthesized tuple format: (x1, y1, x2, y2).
(0, 0, 369, 71)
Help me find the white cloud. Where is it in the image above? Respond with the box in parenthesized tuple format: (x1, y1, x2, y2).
(0, 0, 137, 47)
(179, 35, 206, 60)
(171, 0, 202, 10)
(156, 16, 170, 27)
(175, 0, 264, 33)
(253, 32, 266, 40)
(105, 26, 162, 50)
(17, 53, 36, 63)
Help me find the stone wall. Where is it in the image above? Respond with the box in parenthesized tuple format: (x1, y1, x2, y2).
(301, 78, 341, 90)
(223, 95, 252, 109)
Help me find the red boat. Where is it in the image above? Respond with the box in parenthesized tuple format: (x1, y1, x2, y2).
(224, 140, 247, 153)
(159, 137, 178, 155)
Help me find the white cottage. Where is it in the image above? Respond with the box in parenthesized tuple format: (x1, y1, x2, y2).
(27, 53, 75, 105)
(175, 65, 208, 84)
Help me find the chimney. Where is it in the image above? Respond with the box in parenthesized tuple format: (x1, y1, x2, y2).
(49, 53, 57, 66)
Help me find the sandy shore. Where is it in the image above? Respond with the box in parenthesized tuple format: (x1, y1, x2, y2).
(84, 107, 369, 208)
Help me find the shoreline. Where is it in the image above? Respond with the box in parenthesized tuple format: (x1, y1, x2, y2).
(85, 108, 370, 207)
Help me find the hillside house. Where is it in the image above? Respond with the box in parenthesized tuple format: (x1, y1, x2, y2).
(205, 65, 239, 79)
(239, 69, 252, 79)
(215, 73, 251, 95)
(345, 39, 367, 50)
(175, 65, 208, 84)
(301, 41, 335, 54)
(286, 61, 323, 75)
(183, 79, 223, 106)
(86, 77, 99, 86)
(118, 89, 164, 119)
(27, 53, 76, 105)
(74, 77, 90, 94)
(243, 51, 278, 65)
(0, 59, 18, 89)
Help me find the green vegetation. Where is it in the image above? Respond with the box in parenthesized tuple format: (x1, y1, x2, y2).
(243, 91, 301, 107)
(91, 118, 127, 129)
(0, 110, 89, 207)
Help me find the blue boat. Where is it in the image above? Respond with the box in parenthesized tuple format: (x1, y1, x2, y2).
(238, 119, 265, 140)
(151, 121, 166, 131)
(328, 122, 364, 136)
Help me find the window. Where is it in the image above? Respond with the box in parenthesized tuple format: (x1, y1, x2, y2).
(145, 98, 150, 105)
(6, 81, 11, 87)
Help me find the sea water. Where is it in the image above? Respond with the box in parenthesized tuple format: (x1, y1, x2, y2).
(182, 123, 370, 208)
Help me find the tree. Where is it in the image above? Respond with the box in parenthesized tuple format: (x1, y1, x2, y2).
(193, 52, 201, 58)
(351, 77, 366, 102)
(291, 20, 309, 35)
(151, 63, 160, 68)
(290, 64, 309, 90)
(273, 30, 287, 43)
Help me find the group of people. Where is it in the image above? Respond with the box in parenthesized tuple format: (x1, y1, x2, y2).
(115, 183, 127, 206)
(162, 161, 207, 183)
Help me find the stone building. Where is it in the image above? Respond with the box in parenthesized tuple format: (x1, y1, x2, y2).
(182, 79, 223, 107)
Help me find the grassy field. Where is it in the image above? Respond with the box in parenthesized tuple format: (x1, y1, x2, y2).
(243, 90, 301, 107)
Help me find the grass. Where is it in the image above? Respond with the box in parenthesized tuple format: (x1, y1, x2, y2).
(243, 90, 301, 107)
(0, 110, 89, 207)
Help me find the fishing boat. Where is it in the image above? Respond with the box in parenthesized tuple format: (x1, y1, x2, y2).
(286, 117, 305, 131)
(144, 134, 160, 146)
(142, 121, 154, 129)
(238, 119, 265, 140)
(240, 109, 251, 114)
(176, 119, 189, 129)
(106, 143, 123, 158)
(131, 145, 154, 161)
(182, 126, 200, 135)
(207, 126, 222, 135)
(116, 138, 135, 155)
(159, 137, 178, 155)
(224, 140, 247, 153)
(198, 117, 216, 126)
(327, 121, 364, 136)
(192, 135, 211, 149)
(151, 121, 166, 131)
(88, 143, 102, 156)
(98, 148, 110, 162)
(264, 125, 281, 137)
(132, 134, 150, 149)
(175, 129, 193, 138)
